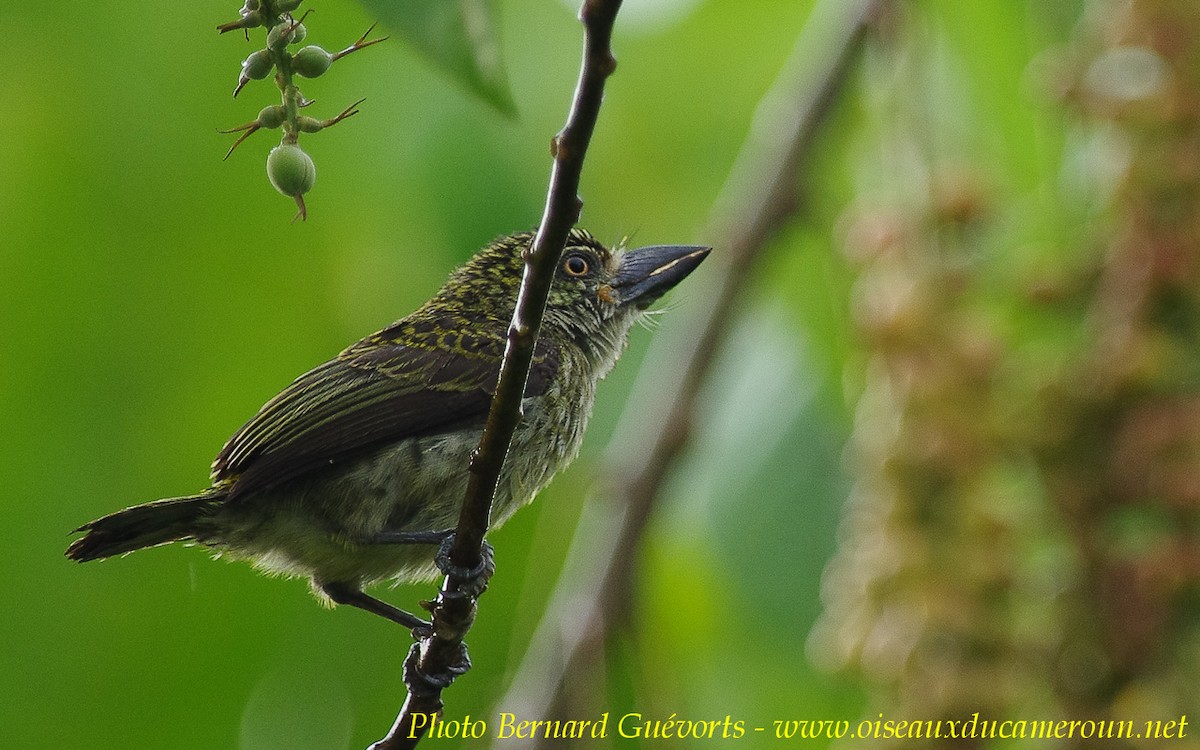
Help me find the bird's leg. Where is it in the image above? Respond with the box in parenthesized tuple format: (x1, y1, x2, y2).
(365, 528, 455, 545)
(358, 529, 493, 593)
(394, 535, 494, 694)
(320, 581, 429, 631)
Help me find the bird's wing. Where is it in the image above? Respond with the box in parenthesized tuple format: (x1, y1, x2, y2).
(212, 330, 559, 500)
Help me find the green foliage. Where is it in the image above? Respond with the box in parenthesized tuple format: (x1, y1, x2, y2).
(354, 0, 516, 116)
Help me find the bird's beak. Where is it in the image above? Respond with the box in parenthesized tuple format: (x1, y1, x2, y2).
(612, 244, 711, 309)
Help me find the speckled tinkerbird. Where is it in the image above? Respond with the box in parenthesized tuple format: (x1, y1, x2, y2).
(67, 229, 709, 627)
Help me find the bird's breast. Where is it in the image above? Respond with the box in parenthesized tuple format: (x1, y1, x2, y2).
(493, 354, 596, 526)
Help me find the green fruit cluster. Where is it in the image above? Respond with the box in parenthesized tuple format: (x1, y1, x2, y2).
(217, 0, 386, 221)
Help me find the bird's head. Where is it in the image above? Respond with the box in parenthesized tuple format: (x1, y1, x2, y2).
(443, 229, 709, 372)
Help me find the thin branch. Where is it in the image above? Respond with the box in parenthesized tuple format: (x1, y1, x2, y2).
(368, 1, 624, 748)
(493, 0, 887, 734)
(451, 0, 623, 575)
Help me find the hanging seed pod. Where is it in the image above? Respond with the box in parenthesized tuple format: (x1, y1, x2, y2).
(267, 143, 315, 195)
(220, 104, 289, 160)
(235, 49, 275, 96)
(217, 0, 264, 34)
(256, 105, 287, 129)
(265, 10, 310, 51)
(267, 21, 297, 51)
(266, 143, 315, 220)
(292, 45, 334, 78)
(294, 98, 364, 134)
(296, 116, 325, 133)
(243, 49, 274, 79)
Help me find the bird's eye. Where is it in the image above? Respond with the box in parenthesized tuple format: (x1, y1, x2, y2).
(562, 253, 590, 277)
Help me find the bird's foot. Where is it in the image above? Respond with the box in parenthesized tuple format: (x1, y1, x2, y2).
(402, 639, 471, 696)
(435, 535, 496, 598)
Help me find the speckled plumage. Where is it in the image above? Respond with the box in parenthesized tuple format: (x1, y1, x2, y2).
(67, 229, 708, 617)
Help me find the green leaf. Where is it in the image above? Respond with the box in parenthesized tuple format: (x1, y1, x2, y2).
(355, 0, 516, 116)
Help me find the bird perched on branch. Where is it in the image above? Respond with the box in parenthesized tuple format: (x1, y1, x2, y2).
(67, 229, 709, 627)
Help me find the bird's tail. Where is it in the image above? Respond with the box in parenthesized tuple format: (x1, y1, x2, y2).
(66, 493, 223, 562)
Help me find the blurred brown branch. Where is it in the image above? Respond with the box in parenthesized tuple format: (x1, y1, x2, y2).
(492, 0, 888, 737)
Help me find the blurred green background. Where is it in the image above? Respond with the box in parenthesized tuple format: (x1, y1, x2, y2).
(4, 1, 841, 747)
(10, 1, 1196, 749)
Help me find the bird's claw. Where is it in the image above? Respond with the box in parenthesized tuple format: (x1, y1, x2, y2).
(402, 640, 471, 697)
(435, 535, 495, 598)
